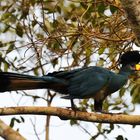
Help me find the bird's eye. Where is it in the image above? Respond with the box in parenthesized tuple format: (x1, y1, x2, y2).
(130, 64, 135, 67)
(129, 64, 136, 70)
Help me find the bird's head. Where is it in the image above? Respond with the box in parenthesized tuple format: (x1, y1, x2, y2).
(119, 51, 140, 72)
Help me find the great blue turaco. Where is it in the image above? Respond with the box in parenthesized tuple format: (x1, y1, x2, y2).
(0, 51, 140, 112)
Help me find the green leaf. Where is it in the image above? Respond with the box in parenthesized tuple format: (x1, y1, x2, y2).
(32, 20, 37, 27)
(110, 123, 114, 130)
(18, 66, 27, 70)
(98, 47, 105, 55)
(131, 85, 140, 103)
(10, 118, 15, 128)
(97, 123, 102, 130)
(57, 5, 61, 13)
(10, 117, 21, 128)
(98, 3, 106, 14)
(116, 135, 124, 140)
(0, 41, 3, 47)
(116, 135, 128, 140)
(1, 13, 11, 20)
(110, 5, 118, 14)
(16, 23, 24, 37)
(33, 67, 39, 76)
(53, 19, 59, 28)
(6, 43, 15, 54)
(70, 119, 77, 126)
(4, 62, 9, 72)
(20, 116, 25, 123)
(51, 57, 58, 68)
(119, 87, 126, 97)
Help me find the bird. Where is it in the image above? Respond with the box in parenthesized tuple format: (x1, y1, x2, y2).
(0, 51, 140, 112)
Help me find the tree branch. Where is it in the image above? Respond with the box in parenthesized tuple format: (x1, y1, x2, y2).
(0, 119, 26, 140)
(0, 106, 140, 125)
(121, 0, 140, 44)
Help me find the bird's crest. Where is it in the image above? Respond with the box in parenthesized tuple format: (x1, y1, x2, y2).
(120, 51, 140, 65)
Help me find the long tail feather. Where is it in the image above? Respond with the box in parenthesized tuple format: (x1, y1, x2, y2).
(0, 72, 68, 92)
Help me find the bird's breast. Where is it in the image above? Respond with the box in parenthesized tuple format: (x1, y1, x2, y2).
(94, 85, 109, 102)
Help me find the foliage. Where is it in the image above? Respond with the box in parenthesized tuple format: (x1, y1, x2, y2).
(0, 0, 139, 140)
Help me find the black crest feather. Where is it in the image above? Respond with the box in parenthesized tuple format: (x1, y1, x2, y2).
(120, 51, 140, 65)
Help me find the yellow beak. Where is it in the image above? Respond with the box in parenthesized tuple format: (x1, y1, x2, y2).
(135, 64, 140, 70)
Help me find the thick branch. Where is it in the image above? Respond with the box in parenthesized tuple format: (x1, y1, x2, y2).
(0, 119, 26, 140)
(121, 0, 140, 44)
(0, 106, 140, 125)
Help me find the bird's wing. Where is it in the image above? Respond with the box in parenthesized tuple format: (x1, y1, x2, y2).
(63, 67, 111, 99)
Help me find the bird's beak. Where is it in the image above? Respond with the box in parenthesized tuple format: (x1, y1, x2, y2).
(135, 64, 140, 71)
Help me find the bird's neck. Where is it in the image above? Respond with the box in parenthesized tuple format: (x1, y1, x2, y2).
(118, 71, 131, 78)
(118, 66, 134, 77)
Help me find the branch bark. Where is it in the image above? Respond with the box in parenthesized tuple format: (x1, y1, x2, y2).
(0, 119, 26, 140)
(0, 106, 140, 125)
(121, 0, 140, 45)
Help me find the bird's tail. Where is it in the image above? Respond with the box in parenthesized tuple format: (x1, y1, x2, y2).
(0, 72, 67, 92)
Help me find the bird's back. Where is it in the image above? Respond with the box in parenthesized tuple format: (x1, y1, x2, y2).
(54, 66, 113, 98)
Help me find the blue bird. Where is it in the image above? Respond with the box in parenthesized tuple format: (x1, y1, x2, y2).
(0, 51, 140, 112)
